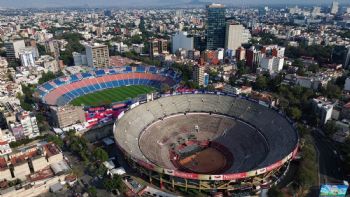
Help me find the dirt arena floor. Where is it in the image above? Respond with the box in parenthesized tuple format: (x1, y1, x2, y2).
(178, 147, 227, 174)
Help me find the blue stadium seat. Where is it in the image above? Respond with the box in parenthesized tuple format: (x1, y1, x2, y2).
(106, 82, 113, 88)
(43, 83, 54, 91)
(95, 70, 106, 77)
(54, 79, 64, 86)
(125, 66, 132, 72)
(100, 82, 107, 89)
(149, 66, 157, 73)
(70, 75, 79, 82)
(136, 66, 145, 73)
(112, 81, 119, 87)
(82, 73, 93, 78)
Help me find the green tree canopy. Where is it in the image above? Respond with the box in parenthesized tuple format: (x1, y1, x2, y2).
(93, 147, 109, 162)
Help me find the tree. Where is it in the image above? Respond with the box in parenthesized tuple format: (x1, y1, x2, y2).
(87, 187, 97, 197)
(160, 83, 171, 93)
(103, 176, 123, 192)
(38, 71, 63, 84)
(321, 83, 341, 99)
(323, 120, 338, 137)
(268, 186, 284, 197)
(37, 44, 47, 56)
(255, 75, 268, 90)
(288, 107, 302, 120)
(93, 147, 109, 162)
(308, 64, 319, 73)
(46, 135, 64, 148)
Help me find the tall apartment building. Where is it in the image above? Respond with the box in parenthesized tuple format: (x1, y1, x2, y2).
(330, 1, 339, 14)
(259, 56, 284, 74)
(149, 39, 168, 58)
(50, 105, 86, 128)
(85, 43, 109, 68)
(5, 40, 26, 62)
(312, 97, 334, 125)
(206, 4, 226, 50)
(18, 111, 39, 139)
(235, 47, 246, 61)
(246, 46, 261, 69)
(193, 64, 206, 86)
(19, 48, 36, 67)
(225, 23, 244, 51)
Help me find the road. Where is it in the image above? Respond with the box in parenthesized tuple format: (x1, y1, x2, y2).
(311, 129, 345, 185)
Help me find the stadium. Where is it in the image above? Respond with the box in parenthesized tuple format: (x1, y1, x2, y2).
(113, 93, 299, 193)
(36, 66, 179, 106)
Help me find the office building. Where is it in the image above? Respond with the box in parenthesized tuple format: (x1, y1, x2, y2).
(225, 23, 244, 51)
(330, 1, 339, 14)
(171, 31, 194, 53)
(50, 105, 86, 128)
(206, 4, 226, 50)
(193, 64, 205, 86)
(5, 40, 26, 62)
(85, 43, 109, 68)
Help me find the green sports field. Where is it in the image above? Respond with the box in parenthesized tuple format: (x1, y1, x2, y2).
(70, 85, 155, 106)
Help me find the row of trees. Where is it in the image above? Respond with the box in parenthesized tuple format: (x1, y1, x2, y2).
(38, 70, 63, 84)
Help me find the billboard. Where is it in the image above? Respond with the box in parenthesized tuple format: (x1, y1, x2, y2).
(320, 185, 348, 196)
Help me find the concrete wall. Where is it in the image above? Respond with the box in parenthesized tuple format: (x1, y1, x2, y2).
(83, 123, 113, 142)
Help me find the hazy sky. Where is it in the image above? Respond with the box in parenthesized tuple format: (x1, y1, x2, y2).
(0, 0, 348, 8)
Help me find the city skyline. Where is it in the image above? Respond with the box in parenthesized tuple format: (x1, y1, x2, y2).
(0, 0, 349, 9)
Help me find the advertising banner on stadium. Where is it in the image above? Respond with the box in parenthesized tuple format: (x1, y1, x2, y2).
(256, 168, 267, 175)
(210, 175, 224, 181)
(88, 107, 105, 112)
(117, 111, 124, 120)
(137, 160, 154, 170)
(223, 173, 247, 180)
(164, 169, 175, 176)
(320, 185, 348, 196)
(292, 146, 299, 158)
(266, 160, 283, 171)
(130, 102, 140, 109)
(174, 171, 199, 179)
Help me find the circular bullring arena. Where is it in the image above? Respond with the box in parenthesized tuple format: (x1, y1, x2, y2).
(114, 94, 299, 193)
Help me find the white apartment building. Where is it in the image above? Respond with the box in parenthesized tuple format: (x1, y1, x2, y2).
(73, 52, 87, 66)
(0, 141, 12, 156)
(225, 23, 251, 51)
(18, 111, 40, 139)
(259, 56, 284, 74)
(19, 48, 36, 67)
(171, 31, 194, 53)
(312, 97, 335, 125)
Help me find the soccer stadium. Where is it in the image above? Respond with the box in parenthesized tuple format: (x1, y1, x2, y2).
(36, 66, 179, 107)
(113, 93, 299, 193)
